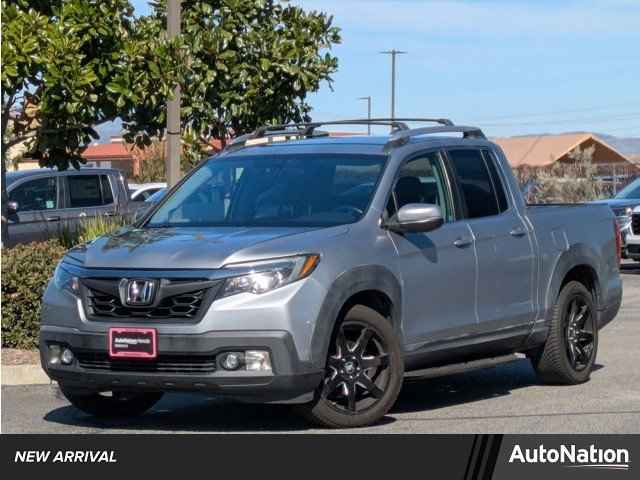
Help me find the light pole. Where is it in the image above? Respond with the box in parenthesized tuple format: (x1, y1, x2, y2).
(380, 49, 406, 124)
(166, 0, 181, 187)
(358, 96, 372, 135)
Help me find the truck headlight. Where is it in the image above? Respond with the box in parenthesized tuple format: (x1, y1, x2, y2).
(221, 255, 320, 298)
(53, 263, 80, 295)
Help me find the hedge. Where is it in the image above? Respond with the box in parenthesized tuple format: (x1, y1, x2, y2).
(1, 240, 67, 349)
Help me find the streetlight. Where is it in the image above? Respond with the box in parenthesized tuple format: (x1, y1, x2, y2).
(358, 96, 372, 135)
(380, 49, 407, 124)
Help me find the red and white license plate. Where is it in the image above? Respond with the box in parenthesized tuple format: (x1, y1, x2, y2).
(108, 327, 157, 359)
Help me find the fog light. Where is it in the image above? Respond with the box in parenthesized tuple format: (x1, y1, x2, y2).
(245, 351, 272, 372)
(48, 345, 61, 365)
(220, 352, 244, 370)
(61, 348, 74, 365)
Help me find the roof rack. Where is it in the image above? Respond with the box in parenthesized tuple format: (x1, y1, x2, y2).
(226, 118, 455, 151)
(388, 125, 487, 146)
(224, 118, 486, 151)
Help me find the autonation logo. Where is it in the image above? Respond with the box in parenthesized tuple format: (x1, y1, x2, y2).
(509, 444, 630, 471)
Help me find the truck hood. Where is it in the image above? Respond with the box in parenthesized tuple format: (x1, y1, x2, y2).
(78, 226, 320, 270)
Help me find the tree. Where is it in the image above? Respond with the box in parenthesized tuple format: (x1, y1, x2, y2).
(524, 145, 608, 203)
(129, 0, 341, 149)
(2, 0, 341, 244)
(1, 0, 179, 244)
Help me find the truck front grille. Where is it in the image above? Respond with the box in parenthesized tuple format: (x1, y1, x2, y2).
(81, 278, 221, 322)
(76, 352, 217, 374)
(633, 213, 640, 235)
(88, 288, 205, 319)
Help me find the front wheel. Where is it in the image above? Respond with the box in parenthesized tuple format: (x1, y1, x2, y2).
(531, 281, 598, 384)
(60, 386, 163, 417)
(297, 305, 404, 428)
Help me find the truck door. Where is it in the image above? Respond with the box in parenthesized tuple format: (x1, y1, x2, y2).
(61, 173, 118, 234)
(7, 175, 63, 245)
(446, 148, 535, 338)
(386, 150, 478, 346)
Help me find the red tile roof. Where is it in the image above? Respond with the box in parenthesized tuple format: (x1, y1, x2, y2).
(493, 133, 632, 168)
(82, 143, 135, 160)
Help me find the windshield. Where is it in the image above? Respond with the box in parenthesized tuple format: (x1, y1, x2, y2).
(147, 153, 387, 228)
(615, 179, 640, 199)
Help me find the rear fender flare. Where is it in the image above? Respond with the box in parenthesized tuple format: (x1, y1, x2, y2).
(545, 243, 601, 316)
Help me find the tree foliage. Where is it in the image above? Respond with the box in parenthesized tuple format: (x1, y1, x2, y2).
(1, 0, 179, 167)
(518, 145, 609, 203)
(132, 0, 341, 147)
(1, 0, 340, 244)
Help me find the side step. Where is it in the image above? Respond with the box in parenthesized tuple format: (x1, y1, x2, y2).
(404, 353, 527, 382)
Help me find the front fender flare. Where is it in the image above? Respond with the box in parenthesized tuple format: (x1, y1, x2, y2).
(310, 265, 402, 370)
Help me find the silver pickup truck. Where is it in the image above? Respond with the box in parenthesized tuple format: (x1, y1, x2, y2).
(40, 119, 622, 428)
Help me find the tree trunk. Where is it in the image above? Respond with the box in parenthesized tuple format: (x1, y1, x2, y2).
(1, 146, 9, 249)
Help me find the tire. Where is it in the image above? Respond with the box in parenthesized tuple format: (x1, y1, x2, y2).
(297, 304, 404, 428)
(60, 386, 163, 417)
(531, 281, 598, 384)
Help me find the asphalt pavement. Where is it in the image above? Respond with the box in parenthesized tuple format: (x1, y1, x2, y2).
(3, 262, 639, 434)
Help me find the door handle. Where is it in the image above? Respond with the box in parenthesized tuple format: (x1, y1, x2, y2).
(45, 216, 61, 222)
(509, 227, 527, 237)
(453, 237, 473, 248)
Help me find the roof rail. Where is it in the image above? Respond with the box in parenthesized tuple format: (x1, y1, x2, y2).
(387, 125, 487, 146)
(226, 118, 454, 151)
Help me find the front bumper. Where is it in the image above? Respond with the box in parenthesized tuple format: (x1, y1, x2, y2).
(40, 326, 323, 403)
(625, 231, 640, 260)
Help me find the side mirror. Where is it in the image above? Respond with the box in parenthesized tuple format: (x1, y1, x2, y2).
(385, 203, 444, 234)
(7, 201, 19, 215)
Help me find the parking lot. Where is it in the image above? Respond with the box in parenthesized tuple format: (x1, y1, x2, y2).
(2, 262, 639, 434)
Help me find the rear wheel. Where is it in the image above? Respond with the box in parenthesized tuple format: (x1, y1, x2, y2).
(60, 386, 163, 417)
(297, 305, 404, 428)
(531, 281, 598, 384)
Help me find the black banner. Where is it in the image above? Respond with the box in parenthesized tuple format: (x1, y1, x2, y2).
(1, 434, 636, 478)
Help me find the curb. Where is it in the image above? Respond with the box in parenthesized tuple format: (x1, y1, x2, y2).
(2, 364, 52, 386)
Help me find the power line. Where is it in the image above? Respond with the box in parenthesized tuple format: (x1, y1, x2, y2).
(481, 112, 640, 128)
(471, 101, 640, 123)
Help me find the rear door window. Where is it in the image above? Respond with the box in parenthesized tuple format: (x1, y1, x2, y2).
(68, 175, 105, 208)
(100, 175, 114, 204)
(482, 150, 509, 212)
(448, 149, 503, 219)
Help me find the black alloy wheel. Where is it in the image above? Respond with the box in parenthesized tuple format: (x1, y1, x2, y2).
(297, 304, 404, 428)
(321, 321, 390, 414)
(564, 295, 595, 371)
(531, 280, 598, 385)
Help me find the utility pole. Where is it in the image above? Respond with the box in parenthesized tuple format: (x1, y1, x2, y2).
(380, 50, 406, 125)
(166, 0, 181, 187)
(358, 96, 372, 135)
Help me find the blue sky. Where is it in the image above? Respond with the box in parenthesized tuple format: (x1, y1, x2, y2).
(130, 0, 640, 138)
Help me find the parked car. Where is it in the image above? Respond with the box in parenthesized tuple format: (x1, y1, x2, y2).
(129, 188, 169, 221)
(40, 119, 622, 428)
(6, 168, 141, 247)
(128, 182, 167, 202)
(625, 205, 640, 261)
(591, 177, 640, 256)
(144, 187, 167, 203)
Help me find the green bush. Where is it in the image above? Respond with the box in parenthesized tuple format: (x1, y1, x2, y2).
(1, 240, 67, 349)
